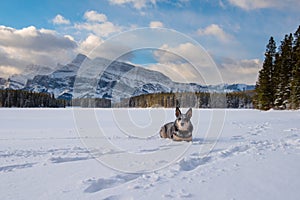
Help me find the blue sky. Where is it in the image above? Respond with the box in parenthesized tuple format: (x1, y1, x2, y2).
(0, 0, 300, 84)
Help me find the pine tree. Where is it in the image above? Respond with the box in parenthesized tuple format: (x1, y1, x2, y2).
(273, 53, 282, 107)
(290, 26, 300, 109)
(274, 34, 294, 109)
(255, 37, 276, 110)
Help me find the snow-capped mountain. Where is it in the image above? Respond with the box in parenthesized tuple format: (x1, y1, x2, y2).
(25, 54, 87, 100)
(6, 64, 53, 89)
(3, 54, 254, 102)
(207, 83, 255, 93)
(0, 77, 6, 89)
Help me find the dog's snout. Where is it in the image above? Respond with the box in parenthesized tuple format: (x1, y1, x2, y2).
(181, 122, 185, 126)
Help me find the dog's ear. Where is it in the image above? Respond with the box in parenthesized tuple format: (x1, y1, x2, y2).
(186, 108, 192, 119)
(175, 107, 181, 118)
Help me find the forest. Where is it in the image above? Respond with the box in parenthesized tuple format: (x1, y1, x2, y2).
(0, 89, 113, 108)
(0, 89, 253, 108)
(0, 89, 66, 108)
(116, 91, 254, 108)
(255, 25, 300, 110)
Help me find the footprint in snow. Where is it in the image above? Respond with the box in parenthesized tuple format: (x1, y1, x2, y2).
(0, 162, 37, 172)
(84, 174, 140, 193)
(179, 156, 211, 171)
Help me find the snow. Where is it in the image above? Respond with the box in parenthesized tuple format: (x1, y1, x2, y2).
(0, 108, 299, 199)
(7, 65, 53, 89)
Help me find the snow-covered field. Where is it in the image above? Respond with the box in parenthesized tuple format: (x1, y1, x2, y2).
(0, 108, 300, 200)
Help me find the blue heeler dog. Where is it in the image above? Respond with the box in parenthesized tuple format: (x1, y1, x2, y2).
(159, 107, 193, 142)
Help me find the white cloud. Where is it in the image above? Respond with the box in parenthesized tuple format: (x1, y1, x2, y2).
(64, 35, 75, 42)
(75, 10, 122, 37)
(149, 21, 164, 28)
(78, 34, 103, 56)
(52, 14, 70, 25)
(148, 55, 262, 85)
(15, 26, 38, 37)
(147, 42, 261, 84)
(227, 0, 300, 10)
(197, 24, 233, 43)
(0, 25, 78, 76)
(219, 58, 262, 84)
(154, 43, 213, 68)
(84, 10, 107, 22)
(87, 40, 133, 61)
(108, 0, 156, 9)
(75, 21, 121, 37)
(147, 62, 202, 83)
(0, 25, 77, 51)
(40, 28, 57, 35)
(148, 43, 219, 84)
(0, 65, 21, 78)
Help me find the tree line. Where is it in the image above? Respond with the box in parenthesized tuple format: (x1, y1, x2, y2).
(255, 25, 300, 110)
(0, 89, 66, 108)
(126, 91, 254, 108)
(0, 89, 254, 108)
(72, 98, 111, 108)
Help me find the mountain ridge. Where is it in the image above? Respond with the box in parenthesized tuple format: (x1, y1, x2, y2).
(0, 54, 255, 101)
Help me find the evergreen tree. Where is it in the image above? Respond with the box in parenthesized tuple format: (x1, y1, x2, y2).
(255, 37, 276, 110)
(273, 52, 282, 108)
(0, 89, 66, 108)
(274, 34, 294, 109)
(290, 26, 300, 109)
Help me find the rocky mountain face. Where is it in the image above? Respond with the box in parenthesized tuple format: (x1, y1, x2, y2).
(5, 64, 54, 90)
(25, 54, 87, 100)
(0, 77, 6, 89)
(2, 54, 255, 102)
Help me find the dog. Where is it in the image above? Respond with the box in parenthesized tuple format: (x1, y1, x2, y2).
(159, 107, 193, 142)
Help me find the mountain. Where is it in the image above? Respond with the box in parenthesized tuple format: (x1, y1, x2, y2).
(25, 54, 87, 100)
(208, 84, 255, 93)
(6, 64, 53, 89)
(3, 54, 254, 102)
(0, 77, 6, 89)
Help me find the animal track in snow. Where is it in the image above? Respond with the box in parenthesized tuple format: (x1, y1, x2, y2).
(247, 122, 270, 136)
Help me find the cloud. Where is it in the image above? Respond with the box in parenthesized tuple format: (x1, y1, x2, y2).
(0, 65, 21, 78)
(227, 0, 300, 10)
(154, 43, 213, 68)
(87, 40, 133, 61)
(0, 25, 77, 51)
(149, 21, 164, 28)
(75, 11, 122, 37)
(0, 10, 123, 78)
(108, 0, 156, 9)
(147, 62, 202, 84)
(75, 22, 122, 37)
(219, 58, 262, 84)
(52, 14, 70, 25)
(84, 10, 107, 22)
(0, 25, 78, 76)
(219, 0, 226, 8)
(108, 0, 189, 9)
(147, 42, 219, 84)
(78, 34, 103, 56)
(147, 42, 261, 84)
(197, 24, 233, 43)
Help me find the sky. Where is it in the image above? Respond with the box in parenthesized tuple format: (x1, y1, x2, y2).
(0, 0, 300, 84)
